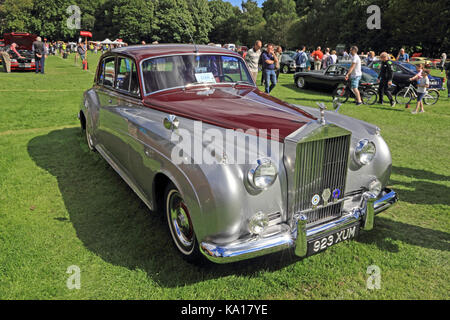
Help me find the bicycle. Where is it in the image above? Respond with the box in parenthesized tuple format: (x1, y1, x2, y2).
(395, 82, 439, 105)
(332, 80, 378, 105)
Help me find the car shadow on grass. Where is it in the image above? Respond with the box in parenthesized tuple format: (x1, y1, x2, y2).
(357, 216, 450, 253)
(391, 166, 450, 206)
(27, 127, 303, 288)
(279, 83, 332, 104)
(27, 128, 450, 288)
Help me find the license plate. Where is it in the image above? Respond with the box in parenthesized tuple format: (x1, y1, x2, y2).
(19, 63, 31, 68)
(307, 223, 359, 256)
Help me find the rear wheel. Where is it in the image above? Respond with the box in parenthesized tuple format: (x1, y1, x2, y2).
(395, 88, 413, 105)
(332, 86, 349, 103)
(295, 76, 307, 89)
(165, 183, 203, 263)
(361, 88, 378, 105)
(423, 89, 439, 105)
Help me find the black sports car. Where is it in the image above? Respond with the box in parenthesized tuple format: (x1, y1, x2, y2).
(294, 64, 379, 91)
(368, 60, 444, 90)
(280, 51, 297, 74)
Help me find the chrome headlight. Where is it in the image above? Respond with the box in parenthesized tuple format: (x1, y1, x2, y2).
(354, 139, 376, 165)
(247, 158, 278, 190)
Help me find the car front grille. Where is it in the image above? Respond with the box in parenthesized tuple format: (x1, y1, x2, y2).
(293, 134, 351, 225)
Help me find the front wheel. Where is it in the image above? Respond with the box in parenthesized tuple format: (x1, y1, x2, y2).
(423, 89, 439, 105)
(361, 88, 378, 105)
(165, 183, 203, 263)
(282, 65, 289, 74)
(332, 86, 349, 103)
(395, 87, 413, 105)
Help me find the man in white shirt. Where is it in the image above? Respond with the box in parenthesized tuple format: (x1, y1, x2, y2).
(344, 46, 363, 105)
(245, 40, 262, 82)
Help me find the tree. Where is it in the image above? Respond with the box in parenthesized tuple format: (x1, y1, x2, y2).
(153, 0, 196, 43)
(208, 0, 240, 44)
(187, 0, 213, 43)
(262, 0, 298, 48)
(238, 0, 266, 46)
(0, 0, 33, 34)
(96, 0, 155, 44)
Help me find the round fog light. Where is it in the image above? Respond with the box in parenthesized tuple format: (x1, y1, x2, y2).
(248, 212, 269, 235)
(368, 179, 382, 197)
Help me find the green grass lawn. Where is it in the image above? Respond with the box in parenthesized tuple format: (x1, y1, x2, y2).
(0, 54, 449, 299)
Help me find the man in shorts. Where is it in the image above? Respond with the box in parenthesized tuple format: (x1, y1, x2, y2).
(344, 46, 363, 105)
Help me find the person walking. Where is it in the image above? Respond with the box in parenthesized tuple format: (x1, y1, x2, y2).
(261, 44, 278, 94)
(311, 46, 323, 70)
(294, 46, 308, 72)
(77, 42, 86, 61)
(32, 37, 45, 74)
(396, 48, 410, 62)
(411, 69, 430, 114)
(245, 40, 262, 83)
(344, 46, 363, 106)
(275, 46, 282, 79)
(377, 52, 396, 107)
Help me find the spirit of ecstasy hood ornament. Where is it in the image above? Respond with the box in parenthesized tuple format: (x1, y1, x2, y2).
(316, 99, 342, 125)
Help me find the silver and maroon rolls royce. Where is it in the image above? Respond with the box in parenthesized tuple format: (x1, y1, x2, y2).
(79, 44, 398, 264)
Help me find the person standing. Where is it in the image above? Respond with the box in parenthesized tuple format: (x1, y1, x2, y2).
(411, 69, 430, 114)
(344, 46, 363, 106)
(77, 42, 86, 61)
(377, 52, 396, 107)
(396, 48, 410, 62)
(32, 37, 45, 74)
(274, 46, 282, 79)
(294, 46, 308, 72)
(440, 52, 447, 73)
(321, 48, 332, 70)
(311, 46, 323, 70)
(261, 44, 278, 94)
(330, 50, 338, 65)
(245, 40, 262, 82)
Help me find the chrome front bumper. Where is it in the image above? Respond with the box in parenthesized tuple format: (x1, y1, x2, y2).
(200, 188, 398, 263)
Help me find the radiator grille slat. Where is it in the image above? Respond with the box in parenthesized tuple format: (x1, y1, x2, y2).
(294, 134, 351, 225)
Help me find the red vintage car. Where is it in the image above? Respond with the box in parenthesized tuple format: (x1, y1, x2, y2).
(3, 32, 37, 71)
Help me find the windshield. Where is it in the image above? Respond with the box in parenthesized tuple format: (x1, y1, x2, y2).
(141, 54, 254, 94)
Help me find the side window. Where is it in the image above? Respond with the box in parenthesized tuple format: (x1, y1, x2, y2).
(103, 57, 115, 87)
(116, 57, 140, 96)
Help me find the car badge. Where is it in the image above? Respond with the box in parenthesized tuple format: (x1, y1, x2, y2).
(332, 188, 341, 202)
(312, 194, 320, 207)
(322, 188, 331, 206)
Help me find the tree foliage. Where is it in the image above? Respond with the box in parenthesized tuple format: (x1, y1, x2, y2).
(0, 0, 448, 56)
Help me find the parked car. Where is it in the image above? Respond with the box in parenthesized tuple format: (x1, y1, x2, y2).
(79, 44, 398, 264)
(3, 32, 37, 71)
(223, 43, 236, 51)
(294, 64, 379, 92)
(410, 56, 433, 68)
(280, 51, 297, 74)
(369, 60, 444, 90)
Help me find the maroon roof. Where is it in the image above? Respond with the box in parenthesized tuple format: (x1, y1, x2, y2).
(112, 44, 241, 61)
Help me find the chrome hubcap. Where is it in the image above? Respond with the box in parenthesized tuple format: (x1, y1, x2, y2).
(168, 191, 194, 252)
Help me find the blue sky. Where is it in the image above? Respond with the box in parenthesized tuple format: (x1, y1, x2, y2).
(223, 0, 265, 7)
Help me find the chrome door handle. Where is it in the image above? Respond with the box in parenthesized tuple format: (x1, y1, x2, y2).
(163, 115, 179, 130)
